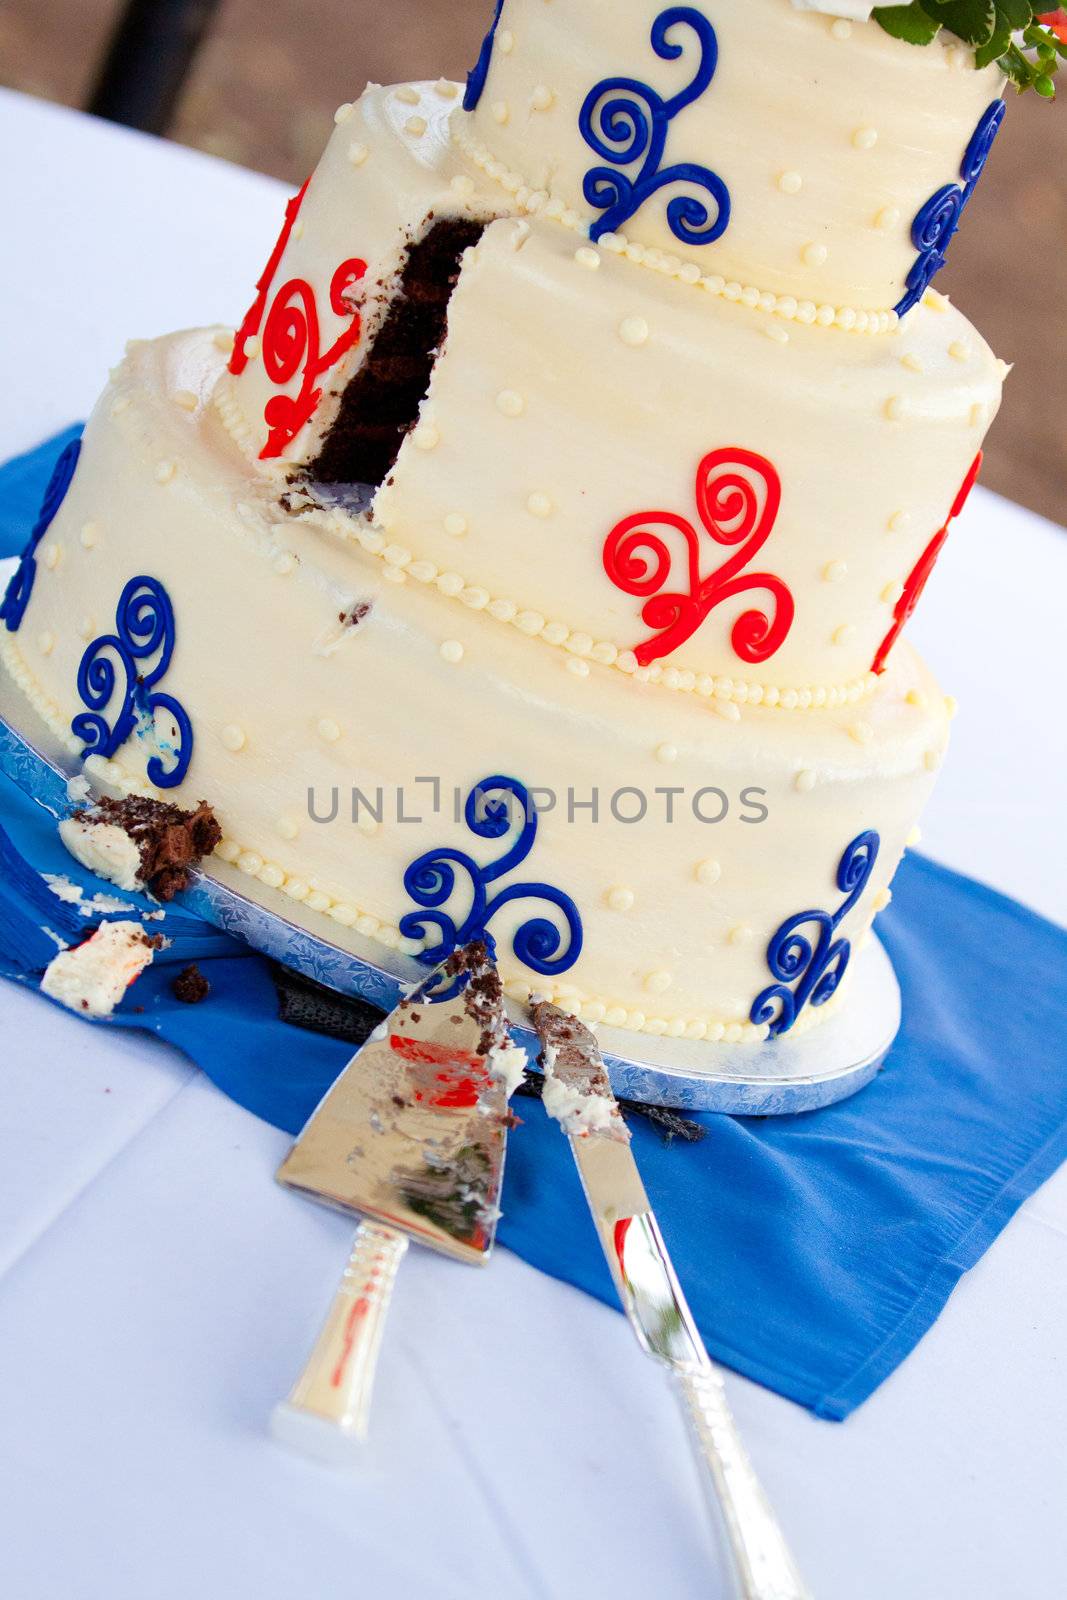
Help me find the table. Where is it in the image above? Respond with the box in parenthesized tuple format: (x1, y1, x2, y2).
(1, 87, 1065, 1600)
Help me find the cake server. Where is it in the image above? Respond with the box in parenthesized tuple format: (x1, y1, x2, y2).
(531, 1003, 811, 1600)
(273, 941, 523, 1464)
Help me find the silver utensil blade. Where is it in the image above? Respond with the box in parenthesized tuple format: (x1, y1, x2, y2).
(278, 947, 513, 1266)
(532, 1004, 812, 1600)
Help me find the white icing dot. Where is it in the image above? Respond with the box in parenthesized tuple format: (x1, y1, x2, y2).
(317, 717, 341, 743)
(440, 639, 465, 664)
(833, 623, 856, 646)
(619, 316, 650, 347)
(802, 242, 828, 268)
(221, 724, 246, 752)
(924, 748, 942, 772)
(334, 102, 354, 123)
(530, 85, 555, 112)
(216, 839, 240, 864)
(348, 142, 369, 166)
(695, 859, 722, 887)
(78, 615, 95, 640)
(450, 173, 475, 197)
(491, 101, 510, 125)
(656, 742, 679, 764)
(395, 85, 420, 105)
(273, 552, 296, 576)
(830, 18, 852, 38)
(412, 422, 440, 450)
(949, 340, 969, 362)
(872, 888, 892, 912)
(645, 971, 673, 995)
(823, 559, 848, 583)
(174, 389, 198, 412)
(970, 402, 987, 428)
(444, 513, 468, 537)
(778, 171, 803, 195)
(566, 658, 590, 678)
(849, 721, 874, 745)
(574, 245, 601, 271)
(907, 826, 923, 847)
(43, 542, 61, 570)
(794, 769, 817, 794)
(498, 28, 514, 53)
(405, 116, 427, 138)
(884, 396, 905, 422)
(527, 492, 554, 518)
(901, 352, 924, 374)
(606, 886, 635, 912)
(765, 324, 789, 344)
(945, 694, 959, 718)
(80, 522, 99, 549)
(37, 631, 54, 656)
(155, 459, 176, 484)
(435, 79, 458, 99)
(276, 816, 300, 842)
(496, 389, 525, 417)
(907, 688, 929, 710)
(874, 205, 901, 232)
(882, 580, 905, 605)
(729, 925, 754, 947)
(852, 126, 878, 150)
(888, 509, 911, 533)
(212, 329, 235, 354)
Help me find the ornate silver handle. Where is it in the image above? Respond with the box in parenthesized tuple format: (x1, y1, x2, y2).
(271, 1220, 408, 1463)
(674, 1364, 812, 1600)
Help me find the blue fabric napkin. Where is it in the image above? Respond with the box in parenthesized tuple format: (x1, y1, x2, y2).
(4, 431, 1067, 1420)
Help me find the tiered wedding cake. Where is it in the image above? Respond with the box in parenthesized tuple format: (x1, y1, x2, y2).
(1, 0, 1009, 1044)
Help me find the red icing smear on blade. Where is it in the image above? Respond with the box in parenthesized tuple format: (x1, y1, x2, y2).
(614, 1217, 633, 1282)
(390, 1034, 490, 1109)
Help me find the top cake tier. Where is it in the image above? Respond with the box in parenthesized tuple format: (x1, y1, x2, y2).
(460, 0, 1004, 315)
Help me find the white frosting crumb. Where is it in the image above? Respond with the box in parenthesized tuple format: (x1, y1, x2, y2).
(59, 816, 144, 892)
(41, 921, 157, 1018)
(790, 0, 873, 16)
(43, 873, 135, 916)
(487, 1041, 528, 1099)
(66, 774, 92, 803)
(540, 1047, 620, 1138)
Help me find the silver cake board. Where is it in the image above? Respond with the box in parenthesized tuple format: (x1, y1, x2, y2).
(0, 666, 899, 1115)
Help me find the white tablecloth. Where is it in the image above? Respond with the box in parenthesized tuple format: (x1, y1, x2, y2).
(1, 88, 1065, 1600)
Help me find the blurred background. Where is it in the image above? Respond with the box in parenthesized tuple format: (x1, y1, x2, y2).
(0, 0, 1063, 522)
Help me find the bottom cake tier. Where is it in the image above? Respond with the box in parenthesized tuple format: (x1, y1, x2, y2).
(1, 330, 952, 1042)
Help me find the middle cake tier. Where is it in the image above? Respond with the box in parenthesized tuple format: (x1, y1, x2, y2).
(217, 82, 1004, 703)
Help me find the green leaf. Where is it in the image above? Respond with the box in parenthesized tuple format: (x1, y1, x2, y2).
(919, 0, 997, 46)
(997, 0, 1033, 27)
(872, 3, 943, 43)
(975, 18, 1014, 65)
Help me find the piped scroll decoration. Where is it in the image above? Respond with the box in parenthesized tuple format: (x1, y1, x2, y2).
(72, 576, 193, 790)
(579, 6, 731, 247)
(1, 438, 82, 633)
(401, 776, 583, 982)
(895, 101, 1005, 318)
(229, 177, 367, 460)
(871, 450, 982, 675)
(603, 447, 794, 667)
(750, 831, 881, 1039)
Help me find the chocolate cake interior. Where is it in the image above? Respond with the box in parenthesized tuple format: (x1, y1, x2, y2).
(311, 216, 487, 487)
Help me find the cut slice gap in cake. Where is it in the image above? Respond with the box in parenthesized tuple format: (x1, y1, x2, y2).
(310, 215, 488, 488)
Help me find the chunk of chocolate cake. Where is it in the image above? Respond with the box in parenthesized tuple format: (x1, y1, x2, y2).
(59, 795, 221, 901)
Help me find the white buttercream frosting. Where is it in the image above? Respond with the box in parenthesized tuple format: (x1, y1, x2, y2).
(41, 921, 157, 1018)
(58, 816, 144, 893)
(790, 0, 873, 18)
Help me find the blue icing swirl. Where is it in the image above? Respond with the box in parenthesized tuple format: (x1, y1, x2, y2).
(1, 438, 82, 633)
(579, 6, 731, 247)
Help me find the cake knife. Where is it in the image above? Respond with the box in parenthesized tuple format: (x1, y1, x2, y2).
(531, 1003, 811, 1600)
(273, 942, 524, 1463)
